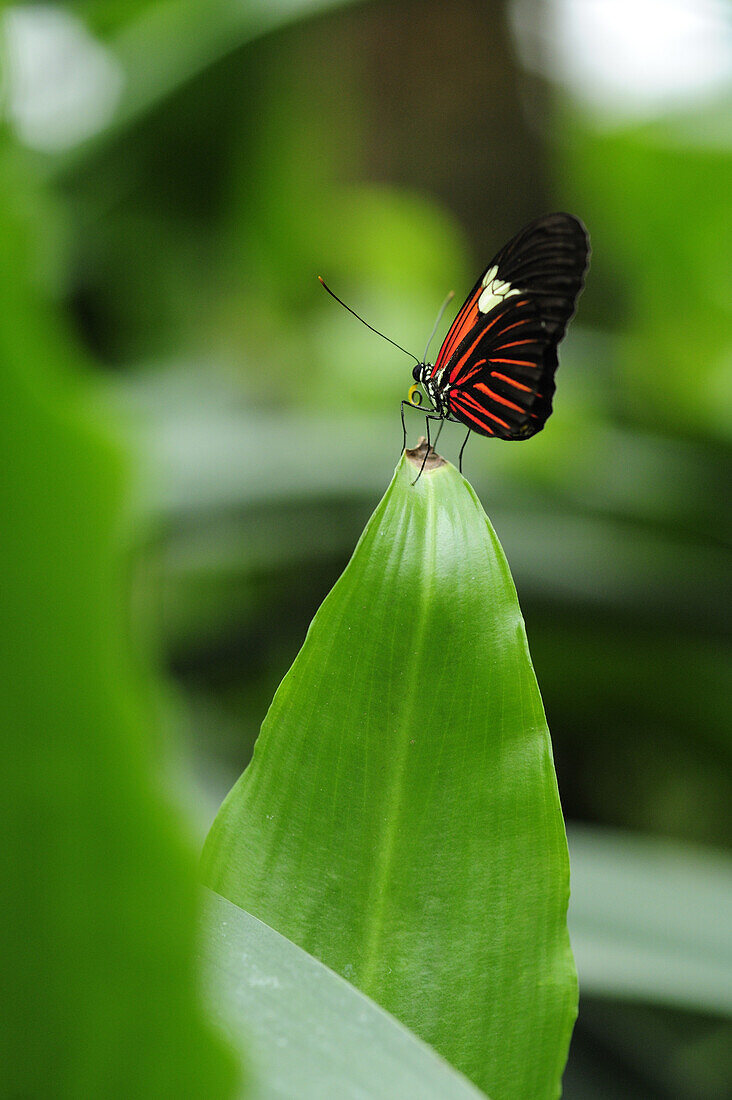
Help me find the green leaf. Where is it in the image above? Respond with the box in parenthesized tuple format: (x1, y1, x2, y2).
(48, 0, 366, 172)
(202, 449, 577, 1099)
(0, 148, 239, 1098)
(201, 889, 485, 1099)
(568, 826, 732, 1017)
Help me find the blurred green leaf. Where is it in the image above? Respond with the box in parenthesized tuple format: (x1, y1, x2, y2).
(118, 370, 729, 636)
(568, 826, 732, 1018)
(50, 0, 366, 170)
(561, 106, 732, 440)
(201, 452, 576, 1099)
(0, 146, 239, 1098)
(201, 889, 486, 1100)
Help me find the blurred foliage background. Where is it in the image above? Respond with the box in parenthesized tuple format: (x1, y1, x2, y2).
(2, 0, 730, 1096)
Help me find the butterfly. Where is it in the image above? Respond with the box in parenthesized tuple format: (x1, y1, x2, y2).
(405, 212, 589, 476)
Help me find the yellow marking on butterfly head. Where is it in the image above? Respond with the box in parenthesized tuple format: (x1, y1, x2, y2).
(408, 383, 423, 407)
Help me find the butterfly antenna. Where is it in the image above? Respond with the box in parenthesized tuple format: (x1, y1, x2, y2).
(422, 290, 455, 363)
(318, 276, 419, 364)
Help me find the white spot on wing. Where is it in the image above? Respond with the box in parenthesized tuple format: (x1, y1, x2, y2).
(478, 266, 521, 314)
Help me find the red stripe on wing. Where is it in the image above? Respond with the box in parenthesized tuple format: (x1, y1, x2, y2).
(490, 371, 532, 392)
(490, 357, 537, 367)
(492, 339, 536, 350)
(447, 303, 527, 385)
(473, 382, 525, 413)
(455, 391, 512, 431)
(495, 317, 535, 336)
(455, 358, 486, 385)
(449, 396, 496, 435)
(432, 285, 482, 373)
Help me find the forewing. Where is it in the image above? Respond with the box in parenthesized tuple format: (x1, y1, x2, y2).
(446, 296, 558, 440)
(431, 279, 484, 375)
(432, 212, 589, 378)
(482, 212, 589, 339)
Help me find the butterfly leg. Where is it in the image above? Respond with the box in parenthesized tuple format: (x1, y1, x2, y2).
(424, 413, 445, 453)
(400, 400, 411, 456)
(431, 418, 445, 450)
(458, 429, 471, 474)
(400, 401, 439, 457)
(412, 415, 443, 485)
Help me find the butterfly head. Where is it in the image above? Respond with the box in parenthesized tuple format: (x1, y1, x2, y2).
(409, 363, 431, 407)
(409, 363, 446, 417)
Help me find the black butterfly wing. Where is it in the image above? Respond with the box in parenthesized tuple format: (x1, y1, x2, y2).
(431, 213, 588, 380)
(433, 213, 589, 439)
(445, 297, 557, 439)
(480, 212, 589, 340)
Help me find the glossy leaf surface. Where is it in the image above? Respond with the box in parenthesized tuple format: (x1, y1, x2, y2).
(201, 890, 485, 1100)
(202, 450, 576, 1099)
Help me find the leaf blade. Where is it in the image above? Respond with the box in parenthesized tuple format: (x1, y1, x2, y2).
(0, 157, 239, 1098)
(202, 453, 577, 1099)
(568, 825, 732, 1016)
(201, 889, 486, 1100)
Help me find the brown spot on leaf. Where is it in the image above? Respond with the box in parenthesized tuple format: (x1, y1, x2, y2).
(405, 437, 445, 472)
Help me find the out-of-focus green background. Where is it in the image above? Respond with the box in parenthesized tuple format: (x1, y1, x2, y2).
(2, 1, 730, 1096)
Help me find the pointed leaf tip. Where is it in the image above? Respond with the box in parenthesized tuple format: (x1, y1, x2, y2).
(405, 437, 446, 472)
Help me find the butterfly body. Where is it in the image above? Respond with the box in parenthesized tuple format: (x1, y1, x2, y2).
(410, 213, 590, 447)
